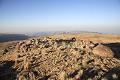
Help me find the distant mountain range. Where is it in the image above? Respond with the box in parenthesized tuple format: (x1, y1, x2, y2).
(24, 31, 70, 38)
(0, 34, 29, 42)
(24, 31, 99, 38)
(0, 31, 100, 42)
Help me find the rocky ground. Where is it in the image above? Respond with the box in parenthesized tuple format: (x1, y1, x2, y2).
(0, 33, 120, 80)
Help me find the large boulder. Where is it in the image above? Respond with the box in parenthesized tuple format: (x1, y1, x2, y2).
(93, 45, 114, 57)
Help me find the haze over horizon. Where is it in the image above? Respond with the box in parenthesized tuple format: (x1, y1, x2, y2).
(0, 0, 120, 34)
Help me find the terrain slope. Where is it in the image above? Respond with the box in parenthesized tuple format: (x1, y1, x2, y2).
(0, 33, 120, 80)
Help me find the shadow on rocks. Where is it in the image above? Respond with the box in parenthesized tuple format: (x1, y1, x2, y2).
(100, 67, 120, 80)
(0, 61, 17, 80)
(104, 42, 120, 59)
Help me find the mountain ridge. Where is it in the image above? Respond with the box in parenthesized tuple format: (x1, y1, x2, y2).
(0, 34, 29, 42)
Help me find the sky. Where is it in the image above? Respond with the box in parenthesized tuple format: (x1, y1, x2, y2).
(0, 0, 120, 34)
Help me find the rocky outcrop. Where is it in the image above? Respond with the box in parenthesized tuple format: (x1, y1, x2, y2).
(0, 36, 120, 80)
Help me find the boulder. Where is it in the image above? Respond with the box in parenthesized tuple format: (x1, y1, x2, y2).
(93, 45, 114, 57)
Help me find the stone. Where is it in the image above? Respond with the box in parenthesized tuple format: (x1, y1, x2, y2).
(93, 45, 114, 57)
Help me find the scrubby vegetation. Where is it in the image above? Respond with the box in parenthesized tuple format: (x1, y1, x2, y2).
(0, 33, 120, 80)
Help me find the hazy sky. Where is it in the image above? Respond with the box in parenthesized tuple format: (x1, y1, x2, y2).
(0, 0, 120, 34)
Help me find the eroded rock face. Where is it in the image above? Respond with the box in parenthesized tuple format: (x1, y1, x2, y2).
(93, 45, 114, 57)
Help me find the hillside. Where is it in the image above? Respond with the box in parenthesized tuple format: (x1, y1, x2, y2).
(0, 33, 120, 80)
(0, 34, 29, 42)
